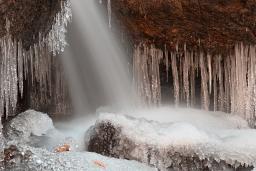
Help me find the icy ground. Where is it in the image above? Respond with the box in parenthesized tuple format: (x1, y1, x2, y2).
(2, 110, 155, 171)
(3, 144, 155, 171)
(90, 107, 256, 168)
(4, 108, 256, 170)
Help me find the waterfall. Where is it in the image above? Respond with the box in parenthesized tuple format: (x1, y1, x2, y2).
(61, 0, 136, 115)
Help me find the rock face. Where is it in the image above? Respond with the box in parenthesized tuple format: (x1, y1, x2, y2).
(4, 110, 54, 142)
(1, 144, 156, 171)
(111, 0, 256, 54)
(87, 113, 255, 171)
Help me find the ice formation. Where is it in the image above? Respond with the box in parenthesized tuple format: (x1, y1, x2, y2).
(5, 110, 54, 141)
(0, 0, 72, 118)
(133, 43, 163, 105)
(133, 42, 256, 125)
(88, 110, 256, 170)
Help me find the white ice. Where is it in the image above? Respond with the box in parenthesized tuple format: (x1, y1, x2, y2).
(93, 107, 256, 167)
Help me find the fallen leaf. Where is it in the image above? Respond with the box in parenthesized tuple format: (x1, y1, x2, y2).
(54, 144, 70, 153)
(93, 160, 107, 169)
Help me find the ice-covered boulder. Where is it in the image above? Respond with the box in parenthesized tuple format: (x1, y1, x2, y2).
(5, 110, 54, 141)
(0, 122, 5, 171)
(0, 121, 5, 149)
(2, 144, 156, 171)
(87, 113, 256, 171)
(4, 110, 82, 152)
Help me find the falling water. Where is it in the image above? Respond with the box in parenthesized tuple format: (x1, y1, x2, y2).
(61, 0, 136, 115)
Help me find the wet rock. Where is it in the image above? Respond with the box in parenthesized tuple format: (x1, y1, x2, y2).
(0, 0, 64, 49)
(111, 0, 256, 54)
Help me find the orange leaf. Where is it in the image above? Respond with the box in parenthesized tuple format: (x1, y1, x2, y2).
(93, 160, 107, 169)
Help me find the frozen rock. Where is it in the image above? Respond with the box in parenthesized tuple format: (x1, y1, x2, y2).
(5, 110, 54, 141)
(0, 120, 5, 149)
(4, 110, 82, 153)
(87, 113, 255, 171)
(2, 144, 156, 171)
(0, 123, 5, 171)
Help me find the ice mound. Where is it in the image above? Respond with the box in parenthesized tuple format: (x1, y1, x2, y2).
(87, 108, 255, 171)
(5, 110, 54, 141)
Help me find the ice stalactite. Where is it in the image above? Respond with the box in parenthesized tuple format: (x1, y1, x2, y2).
(133, 42, 256, 126)
(230, 44, 256, 125)
(190, 52, 196, 107)
(183, 45, 190, 107)
(171, 52, 179, 106)
(0, 0, 72, 118)
(199, 52, 209, 111)
(0, 20, 18, 117)
(164, 45, 169, 82)
(133, 43, 162, 106)
(149, 45, 163, 105)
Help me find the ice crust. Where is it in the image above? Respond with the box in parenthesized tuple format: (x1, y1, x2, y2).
(93, 107, 256, 169)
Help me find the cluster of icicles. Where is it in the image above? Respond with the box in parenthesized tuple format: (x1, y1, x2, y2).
(0, 0, 72, 117)
(133, 42, 256, 125)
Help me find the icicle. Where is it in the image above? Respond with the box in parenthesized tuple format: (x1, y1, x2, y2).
(17, 41, 24, 96)
(207, 53, 212, 94)
(134, 42, 256, 124)
(199, 52, 209, 110)
(217, 55, 224, 111)
(190, 52, 195, 107)
(165, 44, 169, 82)
(149, 45, 163, 105)
(0, 19, 18, 116)
(171, 52, 179, 107)
(133, 43, 163, 105)
(224, 56, 231, 112)
(107, 0, 112, 28)
(183, 45, 190, 107)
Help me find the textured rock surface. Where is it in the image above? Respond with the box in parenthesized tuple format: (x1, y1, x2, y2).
(1, 144, 156, 171)
(111, 0, 256, 54)
(87, 113, 255, 171)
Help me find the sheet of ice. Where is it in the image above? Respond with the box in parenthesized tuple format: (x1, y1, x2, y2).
(95, 107, 256, 167)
